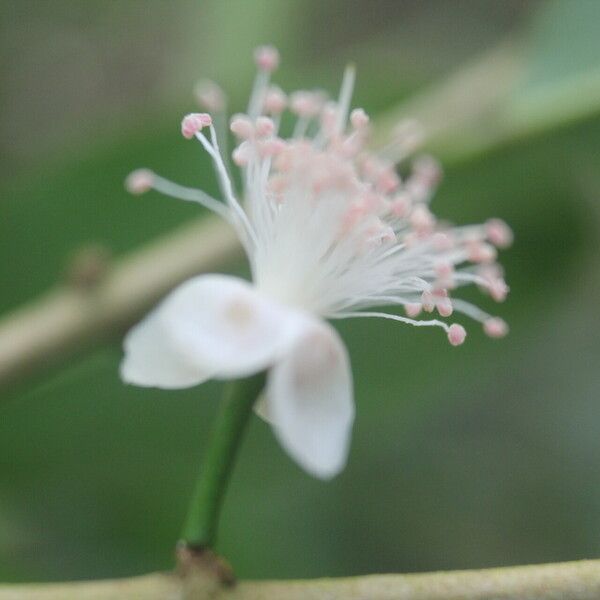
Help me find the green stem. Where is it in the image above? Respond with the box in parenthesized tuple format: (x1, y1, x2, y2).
(180, 372, 266, 550)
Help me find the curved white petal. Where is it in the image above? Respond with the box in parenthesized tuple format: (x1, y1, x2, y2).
(121, 312, 211, 389)
(121, 274, 304, 389)
(266, 319, 354, 479)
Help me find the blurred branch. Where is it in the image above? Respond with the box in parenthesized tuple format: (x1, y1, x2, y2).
(2, 560, 600, 599)
(373, 41, 525, 163)
(373, 39, 600, 164)
(0, 217, 240, 391)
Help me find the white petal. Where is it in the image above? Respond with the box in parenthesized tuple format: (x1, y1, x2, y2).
(121, 274, 303, 389)
(121, 312, 211, 389)
(266, 319, 354, 479)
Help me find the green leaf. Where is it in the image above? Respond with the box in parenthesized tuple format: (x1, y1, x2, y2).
(509, 0, 600, 137)
(374, 0, 600, 163)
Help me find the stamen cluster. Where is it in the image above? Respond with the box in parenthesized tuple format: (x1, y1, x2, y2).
(127, 45, 511, 345)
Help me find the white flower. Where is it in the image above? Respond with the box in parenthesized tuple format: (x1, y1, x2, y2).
(121, 46, 511, 479)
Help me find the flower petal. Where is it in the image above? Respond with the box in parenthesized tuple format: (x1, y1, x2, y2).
(121, 274, 304, 389)
(121, 312, 211, 389)
(266, 319, 354, 479)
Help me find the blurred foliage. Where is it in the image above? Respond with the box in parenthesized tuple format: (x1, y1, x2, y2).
(1, 0, 600, 584)
(524, 0, 600, 89)
(510, 0, 600, 142)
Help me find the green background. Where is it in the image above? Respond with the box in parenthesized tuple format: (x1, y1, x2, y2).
(1, 0, 600, 582)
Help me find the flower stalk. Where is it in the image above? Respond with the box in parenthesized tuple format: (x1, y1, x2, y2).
(180, 372, 266, 550)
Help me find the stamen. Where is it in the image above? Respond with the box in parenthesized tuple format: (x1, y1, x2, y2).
(489, 278, 509, 302)
(259, 137, 286, 158)
(194, 80, 226, 112)
(127, 171, 232, 222)
(421, 290, 435, 312)
(447, 323, 466, 346)
(404, 303, 422, 317)
(254, 45, 279, 72)
(125, 169, 154, 195)
(319, 102, 339, 138)
(350, 108, 369, 129)
(290, 91, 322, 119)
(181, 113, 212, 139)
(264, 85, 287, 114)
(335, 64, 356, 135)
(483, 317, 509, 338)
(205, 125, 258, 248)
(467, 241, 497, 264)
(133, 47, 511, 348)
(230, 115, 255, 139)
(410, 205, 435, 234)
(432, 232, 454, 251)
(436, 296, 453, 317)
(248, 46, 279, 119)
(390, 193, 412, 218)
(413, 155, 442, 187)
(255, 116, 275, 138)
(435, 262, 454, 278)
(486, 218, 513, 248)
(449, 298, 491, 323)
(232, 142, 252, 167)
(329, 310, 451, 334)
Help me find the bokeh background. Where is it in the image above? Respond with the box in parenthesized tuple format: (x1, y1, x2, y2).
(2, 0, 600, 583)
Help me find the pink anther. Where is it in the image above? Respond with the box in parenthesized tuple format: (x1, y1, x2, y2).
(181, 113, 212, 139)
(255, 116, 275, 138)
(320, 103, 338, 134)
(432, 232, 454, 251)
(483, 317, 509, 338)
(435, 262, 454, 278)
(405, 303, 422, 317)
(230, 115, 255, 139)
(390, 193, 411, 218)
(489, 278, 509, 302)
(447, 323, 466, 346)
(376, 169, 400, 194)
(413, 155, 442, 186)
(437, 297, 453, 317)
(341, 203, 367, 233)
(232, 142, 252, 167)
(290, 91, 321, 118)
(254, 45, 280, 72)
(421, 290, 435, 313)
(264, 86, 287, 114)
(125, 169, 154, 195)
(410, 204, 435, 234)
(350, 108, 370, 129)
(486, 218, 513, 248)
(194, 80, 226, 112)
(467, 241, 497, 264)
(259, 137, 286, 158)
